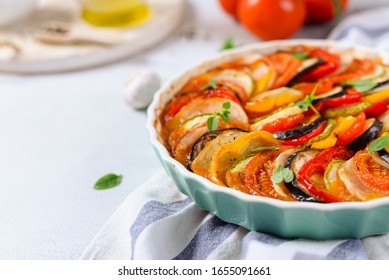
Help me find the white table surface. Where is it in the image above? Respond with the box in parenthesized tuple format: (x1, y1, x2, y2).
(0, 0, 387, 260)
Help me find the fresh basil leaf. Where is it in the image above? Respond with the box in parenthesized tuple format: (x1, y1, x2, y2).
(94, 173, 123, 190)
(292, 52, 309, 60)
(282, 168, 294, 183)
(271, 164, 294, 184)
(223, 101, 231, 110)
(219, 113, 229, 123)
(369, 135, 389, 152)
(271, 165, 284, 184)
(341, 79, 377, 93)
(202, 80, 217, 90)
(207, 116, 219, 131)
(251, 146, 280, 153)
(220, 36, 235, 51)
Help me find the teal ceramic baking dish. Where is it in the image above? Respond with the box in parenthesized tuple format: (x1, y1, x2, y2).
(146, 39, 389, 240)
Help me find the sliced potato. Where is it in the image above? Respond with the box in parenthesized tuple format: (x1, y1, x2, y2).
(164, 97, 248, 133)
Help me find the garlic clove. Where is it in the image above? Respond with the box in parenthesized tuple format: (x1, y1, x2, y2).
(123, 70, 161, 110)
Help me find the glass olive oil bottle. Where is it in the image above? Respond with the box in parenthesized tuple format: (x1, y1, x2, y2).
(81, 0, 151, 28)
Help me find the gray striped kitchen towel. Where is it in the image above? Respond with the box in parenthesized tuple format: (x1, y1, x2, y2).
(81, 170, 389, 260)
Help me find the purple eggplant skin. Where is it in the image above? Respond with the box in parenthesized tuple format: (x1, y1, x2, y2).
(378, 149, 389, 165)
(348, 119, 383, 153)
(311, 89, 346, 105)
(273, 117, 325, 140)
(284, 151, 318, 203)
(286, 58, 324, 86)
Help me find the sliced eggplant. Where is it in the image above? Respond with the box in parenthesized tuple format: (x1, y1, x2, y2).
(188, 128, 246, 169)
(273, 117, 324, 140)
(284, 150, 319, 202)
(311, 87, 346, 105)
(189, 129, 247, 175)
(348, 118, 383, 152)
(286, 57, 323, 86)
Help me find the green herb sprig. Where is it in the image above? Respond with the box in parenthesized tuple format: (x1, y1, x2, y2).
(94, 173, 123, 190)
(220, 36, 235, 51)
(368, 135, 389, 153)
(292, 52, 309, 60)
(207, 102, 231, 131)
(296, 82, 321, 116)
(271, 165, 294, 184)
(202, 80, 218, 90)
(340, 79, 377, 93)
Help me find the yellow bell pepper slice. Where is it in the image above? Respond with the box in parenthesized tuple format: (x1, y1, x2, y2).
(250, 61, 275, 95)
(311, 116, 356, 149)
(363, 87, 389, 103)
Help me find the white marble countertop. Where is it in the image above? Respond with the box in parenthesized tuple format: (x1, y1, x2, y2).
(0, 0, 388, 259)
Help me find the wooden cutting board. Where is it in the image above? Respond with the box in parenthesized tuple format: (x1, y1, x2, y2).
(0, 0, 185, 74)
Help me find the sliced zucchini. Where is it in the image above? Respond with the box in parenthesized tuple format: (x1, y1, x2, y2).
(323, 102, 371, 118)
(284, 150, 320, 202)
(360, 65, 386, 80)
(273, 117, 325, 140)
(250, 106, 303, 131)
(225, 155, 255, 191)
(190, 129, 247, 176)
(207, 69, 255, 99)
(286, 57, 323, 86)
(348, 118, 383, 152)
(302, 119, 337, 148)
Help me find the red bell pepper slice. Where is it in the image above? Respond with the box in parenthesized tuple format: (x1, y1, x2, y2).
(297, 48, 340, 82)
(364, 101, 388, 118)
(262, 113, 304, 133)
(297, 146, 354, 202)
(281, 120, 327, 146)
(337, 112, 366, 145)
(321, 88, 363, 108)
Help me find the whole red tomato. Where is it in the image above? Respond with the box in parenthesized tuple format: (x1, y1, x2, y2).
(236, 0, 306, 40)
(304, 0, 348, 23)
(219, 0, 239, 16)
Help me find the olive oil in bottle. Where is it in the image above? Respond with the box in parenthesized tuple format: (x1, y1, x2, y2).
(81, 0, 151, 28)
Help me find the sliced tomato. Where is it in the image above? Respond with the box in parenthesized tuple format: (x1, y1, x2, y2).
(336, 112, 366, 145)
(244, 149, 283, 198)
(354, 150, 389, 192)
(297, 48, 340, 82)
(164, 87, 239, 122)
(281, 120, 327, 146)
(263, 53, 302, 89)
(261, 113, 304, 133)
(321, 88, 362, 108)
(297, 146, 354, 202)
(293, 80, 334, 95)
(328, 58, 375, 84)
(364, 101, 388, 118)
